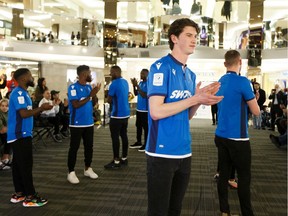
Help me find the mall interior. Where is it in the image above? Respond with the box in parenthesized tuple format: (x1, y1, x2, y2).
(0, 0, 287, 116)
(0, 1, 287, 216)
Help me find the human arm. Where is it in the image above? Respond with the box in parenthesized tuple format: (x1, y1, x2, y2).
(149, 82, 223, 120)
(247, 98, 260, 116)
(131, 78, 138, 96)
(71, 83, 101, 108)
(19, 103, 53, 118)
(0, 74, 7, 89)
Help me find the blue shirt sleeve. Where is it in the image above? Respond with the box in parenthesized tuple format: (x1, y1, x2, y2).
(12, 92, 29, 110)
(68, 84, 79, 101)
(242, 78, 255, 101)
(108, 82, 115, 97)
(148, 62, 169, 97)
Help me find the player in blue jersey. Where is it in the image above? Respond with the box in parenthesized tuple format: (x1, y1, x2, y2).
(146, 18, 223, 216)
(8, 68, 53, 207)
(104, 65, 130, 169)
(67, 65, 101, 184)
(129, 68, 149, 152)
(215, 50, 260, 216)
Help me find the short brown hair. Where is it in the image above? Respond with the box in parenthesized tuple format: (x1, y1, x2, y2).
(224, 50, 241, 67)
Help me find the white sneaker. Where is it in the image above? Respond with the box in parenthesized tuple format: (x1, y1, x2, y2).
(84, 167, 98, 179)
(67, 171, 80, 184)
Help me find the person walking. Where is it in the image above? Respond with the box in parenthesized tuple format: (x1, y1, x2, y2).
(146, 18, 223, 216)
(104, 65, 130, 169)
(215, 50, 260, 216)
(8, 68, 53, 207)
(67, 65, 101, 184)
(129, 68, 149, 152)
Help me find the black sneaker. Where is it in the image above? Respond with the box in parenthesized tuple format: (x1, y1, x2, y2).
(138, 145, 146, 152)
(23, 193, 48, 207)
(129, 142, 142, 149)
(120, 159, 128, 166)
(104, 161, 121, 169)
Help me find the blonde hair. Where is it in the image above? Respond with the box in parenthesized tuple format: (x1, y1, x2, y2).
(0, 98, 8, 106)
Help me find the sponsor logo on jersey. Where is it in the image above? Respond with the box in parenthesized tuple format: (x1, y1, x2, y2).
(170, 90, 192, 99)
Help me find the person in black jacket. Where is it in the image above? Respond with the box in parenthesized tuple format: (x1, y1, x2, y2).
(253, 82, 266, 129)
(268, 84, 284, 131)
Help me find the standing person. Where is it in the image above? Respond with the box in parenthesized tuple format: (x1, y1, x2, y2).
(211, 103, 218, 125)
(146, 18, 223, 216)
(268, 84, 284, 131)
(215, 50, 260, 216)
(67, 65, 101, 184)
(8, 68, 53, 207)
(6, 71, 18, 93)
(104, 66, 130, 169)
(71, 31, 75, 45)
(253, 82, 266, 129)
(129, 68, 149, 152)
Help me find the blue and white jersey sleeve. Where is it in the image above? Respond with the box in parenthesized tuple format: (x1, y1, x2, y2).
(68, 82, 94, 127)
(7, 87, 33, 142)
(241, 79, 255, 101)
(148, 62, 170, 98)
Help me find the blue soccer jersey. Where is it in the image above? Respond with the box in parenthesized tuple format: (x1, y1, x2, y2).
(146, 54, 196, 158)
(215, 72, 255, 139)
(68, 82, 94, 127)
(109, 78, 130, 118)
(7, 87, 33, 143)
(137, 81, 148, 112)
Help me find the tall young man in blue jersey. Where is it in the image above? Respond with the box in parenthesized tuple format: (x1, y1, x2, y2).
(67, 65, 101, 184)
(104, 65, 130, 169)
(146, 18, 223, 216)
(129, 68, 149, 152)
(8, 68, 53, 207)
(215, 50, 260, 216)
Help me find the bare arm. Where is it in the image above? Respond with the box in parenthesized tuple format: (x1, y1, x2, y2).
(149, 82, 223, 120)
(72, 83, 101, 108)
(247, 98, 260, 116)
(19, 103, 53, 118)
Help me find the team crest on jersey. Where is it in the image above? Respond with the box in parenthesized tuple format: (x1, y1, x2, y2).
(172, 69, 176, 75)
(17, 91, 23, 96)
(153, 73, 163, 86)
(156, 62, 162, 70)
(80, 88, 83, 91)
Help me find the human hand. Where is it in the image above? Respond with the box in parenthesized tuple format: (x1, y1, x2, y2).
(90, 83, 101, 96)
(194, 82, 223, 105)
(54, 98, 61, 105)
(130, 78, 138, 86)
(40, 102, 53, 111)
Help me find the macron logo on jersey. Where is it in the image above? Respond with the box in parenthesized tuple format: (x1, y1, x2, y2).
(172, 69, 176, 75)
(156, 62, 162, 70)
(17, 91, 23, 96)
(170, 90, 192, 99)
